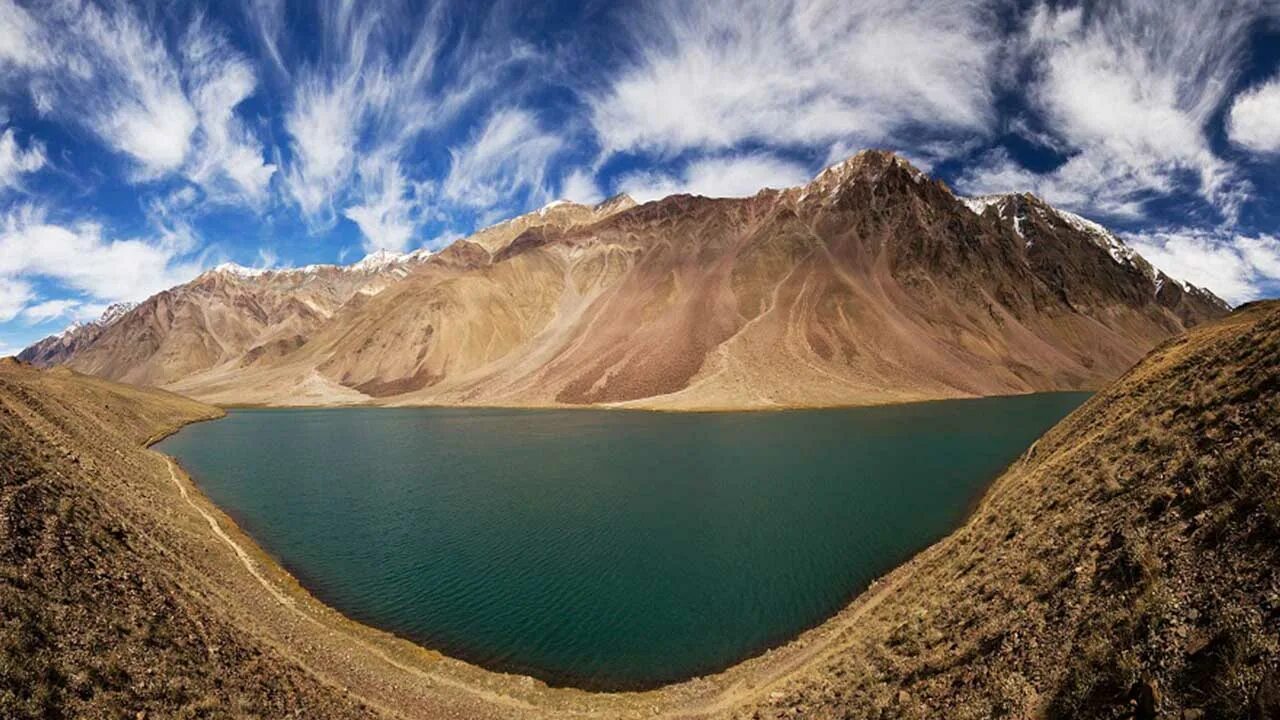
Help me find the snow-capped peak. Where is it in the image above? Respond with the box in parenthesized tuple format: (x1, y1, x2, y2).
(56, 321, 86, 339)
(962, 193, 1165, 282)
(97, 301, 137, 326)
(1051, 207, 1148, 273)
(52, 301, 138, 341)
(963, 194, 1028, 239)
(350, 249, 405, 272)
(350, 248, 433, 273)
(209, 262, 270, 278)
(537, 199, 574, 216)
(961, 195, 1006, 216)
(204, 249, 433, 280)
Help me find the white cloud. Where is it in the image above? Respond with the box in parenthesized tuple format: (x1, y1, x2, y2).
(21, 298, 82, 324)
(244, 0, 289, 78)
(958, 148, 1147, 219)
(1127, 230, 1280, 305)
(0, 276, 32, 322)
(0, 0, 50, 69)
(181, 18, 277, 204)
(343, 155, 427, 252)
(442, 108, 563, 210)
(280, 3, 521, 230)
(0, 126, 45, 190)
(283, 75, 361, 222)
(591, 0, 998, 159)
(1228, 78, 1280, 154)
(560, 169, 603, 206)
(615, 170, 683, 205)
(617, 153, 811, 203)
(0, 205, 204, 306)
(961, 0, 1263, 223)
(72, 2, 199, 176)
(0, 3, 275, 204)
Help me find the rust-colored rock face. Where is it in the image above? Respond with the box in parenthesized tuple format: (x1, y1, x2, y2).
(23, 151, 1229, 409)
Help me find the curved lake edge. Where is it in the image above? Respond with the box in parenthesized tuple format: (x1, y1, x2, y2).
(143, 392, 1094, 711)
(209, 385, 1106, 412)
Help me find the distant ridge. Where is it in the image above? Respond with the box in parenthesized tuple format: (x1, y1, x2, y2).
(22, 150, 1228, 409)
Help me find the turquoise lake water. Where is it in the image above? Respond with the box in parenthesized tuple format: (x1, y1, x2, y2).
(156, 393, 1089, 690)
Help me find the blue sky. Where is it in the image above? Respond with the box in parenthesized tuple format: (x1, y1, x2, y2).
(2, 0, 1279, 353)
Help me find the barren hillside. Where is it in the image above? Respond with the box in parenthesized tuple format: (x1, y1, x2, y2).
(0, 361, 374, 718)
(3, 302, 1276, 718)
(176, 152, 1229, 408)
(736, 300, 1280, 718)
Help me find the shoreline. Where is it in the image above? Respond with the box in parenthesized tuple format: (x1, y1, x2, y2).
(8, 302, 1273, 717)
(151, 438, 940, 716)
(207, 386, 1100, 414)
(142, 390, 1096, 713)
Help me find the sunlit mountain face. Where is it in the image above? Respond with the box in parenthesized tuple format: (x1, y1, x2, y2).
(1, 0, 1278, 355)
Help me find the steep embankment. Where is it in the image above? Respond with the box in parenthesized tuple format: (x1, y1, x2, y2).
(733, 300, 1280, 718)
(0, 361, 375, 717)
(3, 302, 1277, 718)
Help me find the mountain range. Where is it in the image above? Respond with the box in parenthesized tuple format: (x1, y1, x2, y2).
(19, 150, 1229, 409)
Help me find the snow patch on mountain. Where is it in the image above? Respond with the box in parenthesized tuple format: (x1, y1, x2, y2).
(205, 249, 434, 280)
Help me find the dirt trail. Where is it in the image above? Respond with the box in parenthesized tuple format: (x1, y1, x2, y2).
(158, 454, 563, 717)
(159, 446, 924, 718)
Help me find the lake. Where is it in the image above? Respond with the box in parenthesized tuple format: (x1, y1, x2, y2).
(156, 393, 1089, 690)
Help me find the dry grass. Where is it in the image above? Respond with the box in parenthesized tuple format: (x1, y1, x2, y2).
(1, 299, 1276, 719)
(736, 300, 1280, 719)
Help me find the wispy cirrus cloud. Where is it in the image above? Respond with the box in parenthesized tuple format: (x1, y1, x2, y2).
(19, 297, 105, 325)
(961, 0, 1264, 223)
(0, 1, 275, 204)
(343, 154, 431, 253)
(616, 153, 811, 203)
(279, 2, 539, 248)
(181, 15, 277, 204)
(559, 169, 604, 206)
(0, 125, 44, 191)
(442, 108, 563, 211)
(0, 0, 48, 70)
(1127, 230, 1280, 305)
(591, 0, 999, 161)
(60, 1, 199, 177)
(0, 275, 32, 322)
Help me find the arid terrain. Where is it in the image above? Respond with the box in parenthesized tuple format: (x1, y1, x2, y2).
(4, 300, 1276, 718)
(22, 151, 1227, 410)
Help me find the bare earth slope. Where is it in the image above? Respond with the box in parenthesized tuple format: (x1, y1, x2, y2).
(3, 302, 1277, 718)
(172, 151, 1228, 408)
(16, 302, 136, 368)
(735, 300, 1280, 718)
(62, 255, 433, 390)
(25, 151, 1226, 410)
(0, 361, 374, 718)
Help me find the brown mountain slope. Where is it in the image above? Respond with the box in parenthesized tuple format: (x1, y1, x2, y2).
(16, 302, 135, 367)
(2, 301, 1275, 719)
(734, 299, 1280, 718)
(63, 255, 431, 390)
(170, 150, 1228, 408)
(0, 360, 374, 718)
(35, 196, 637, 401)
(466, 193, 638, 253)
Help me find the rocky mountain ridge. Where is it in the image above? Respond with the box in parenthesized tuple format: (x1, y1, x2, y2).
(21, 150, 1229, 408)
(17, 302, 138, 368)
